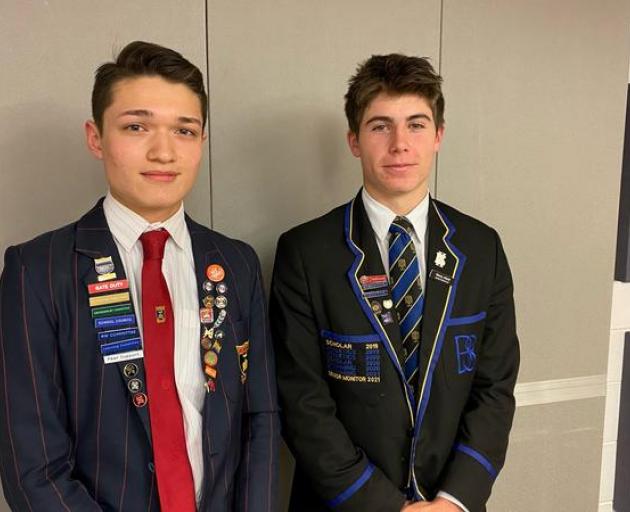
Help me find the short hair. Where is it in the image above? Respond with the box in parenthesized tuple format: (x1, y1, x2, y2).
(344, 54, 445, 135)
(91, 40, 208, 131)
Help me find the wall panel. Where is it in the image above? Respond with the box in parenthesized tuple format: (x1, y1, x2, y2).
(207, 0, 442, 273)
(0, 1, 210, 262)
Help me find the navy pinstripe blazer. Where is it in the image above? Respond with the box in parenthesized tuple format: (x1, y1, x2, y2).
(0, 200, 279, 512)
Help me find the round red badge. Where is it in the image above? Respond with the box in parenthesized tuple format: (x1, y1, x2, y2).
(132, 392, 148, 408)
(206, 264, 225, 282)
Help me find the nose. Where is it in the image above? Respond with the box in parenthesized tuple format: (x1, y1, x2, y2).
(147, 131, 176, 163)
(389, 125, 409, 153)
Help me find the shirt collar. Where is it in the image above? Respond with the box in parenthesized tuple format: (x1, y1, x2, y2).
(361, 187, 430, 243)
(103, 192, 188, 253)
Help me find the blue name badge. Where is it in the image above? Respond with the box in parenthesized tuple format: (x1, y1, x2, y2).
(94, 314, 136, 330)
(100, 338, 142, 356)
(98, 327, 140, 342)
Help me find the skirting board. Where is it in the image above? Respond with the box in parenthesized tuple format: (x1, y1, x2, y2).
(515, 374, 606, 407)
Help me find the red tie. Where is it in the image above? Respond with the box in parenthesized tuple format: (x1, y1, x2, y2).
(140, 230, 195, 512)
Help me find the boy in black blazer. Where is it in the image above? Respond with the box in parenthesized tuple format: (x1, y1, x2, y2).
(271, 54, 519, 512)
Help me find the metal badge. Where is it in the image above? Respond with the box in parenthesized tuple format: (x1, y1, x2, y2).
(206, 264, 225, 282)
(123, 363, 138, 378)
(94, 256, 115, 275)
(202, 295, 215, 308)
(201, 337, 212, 350)
(88, 279, 129, 295)
(202, 280, 214, 292)
(215, 296, 228, 309)
(382, 299, 393, 310)
(132, 392, 148, 407)
(128, 379, 142, 393)
(203, 350, 218, 367)
(213, 309, 226, 328)
(435, 251, 447, 268)
(216, 282, 227, 294)
(155, 306, 166, 323)
(200, 308, 214, 324)
(214, 329, 224, 340)
(371, 301, 382, 314)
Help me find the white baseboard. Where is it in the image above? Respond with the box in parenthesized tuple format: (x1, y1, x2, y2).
(515, 374, 606, 407)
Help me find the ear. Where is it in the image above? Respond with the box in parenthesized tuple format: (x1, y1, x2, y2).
(85, 120, 104, 160)
(347, 130, 361, 158)
(433, 124, 445, 152)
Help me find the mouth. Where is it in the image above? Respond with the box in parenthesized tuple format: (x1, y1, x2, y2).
(383, 163, 417, 171)
(141, 171, 179, 183)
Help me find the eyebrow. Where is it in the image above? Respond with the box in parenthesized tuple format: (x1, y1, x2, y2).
(365, 113, 433, 125)
(118, 110, 202, 126)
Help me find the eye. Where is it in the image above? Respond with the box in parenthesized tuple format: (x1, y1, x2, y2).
(370, 123, 388, 133)
(176, 127, 198, 137)
(409, 122, 426, 131)
(124, 123, 145, 132)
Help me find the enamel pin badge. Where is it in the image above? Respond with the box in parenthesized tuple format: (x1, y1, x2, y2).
(434, 251, 447, 268)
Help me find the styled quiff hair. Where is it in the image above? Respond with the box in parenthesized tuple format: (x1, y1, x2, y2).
(91, 40, 208, 131)
(344, 54, 444, 135)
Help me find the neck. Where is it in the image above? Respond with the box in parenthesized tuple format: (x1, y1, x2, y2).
(364, 186, 428, 216)
(109, 192, 182, 223)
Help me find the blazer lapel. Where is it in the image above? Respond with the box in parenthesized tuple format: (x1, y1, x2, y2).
(415, 199, 466, 417)
(75, 199, 153, 446)
(344, 192, 414, 419)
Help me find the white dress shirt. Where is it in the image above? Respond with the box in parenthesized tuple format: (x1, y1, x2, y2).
(361, 188, 429, 289)
(361, 188, 469, 512)
(103, 193, 205, 504)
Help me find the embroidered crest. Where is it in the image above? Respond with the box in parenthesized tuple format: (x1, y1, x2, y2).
(155, 305, 166, 323)
(236, 341, 250, 383)
(435, 251, 447, 268)
(455, 335, 477, 374)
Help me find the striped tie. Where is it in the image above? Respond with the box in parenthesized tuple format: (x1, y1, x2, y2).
(388, 217, 423, 392)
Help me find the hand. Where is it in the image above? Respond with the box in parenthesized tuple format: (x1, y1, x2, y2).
(401, 497, 462, 511)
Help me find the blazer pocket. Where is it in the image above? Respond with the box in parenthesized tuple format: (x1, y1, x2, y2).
(441, 312, 486, 390)
(221, 319, 250, 402)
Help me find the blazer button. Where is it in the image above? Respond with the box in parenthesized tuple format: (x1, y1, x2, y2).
(148, 462, 155, 472)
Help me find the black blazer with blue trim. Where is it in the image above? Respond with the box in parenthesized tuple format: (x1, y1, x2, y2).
(270, 191, 519, 512)
(0, 199, 280, 512)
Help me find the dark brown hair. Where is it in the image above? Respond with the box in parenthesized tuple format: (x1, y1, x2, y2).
(91, 41, 208, 131)
(344, 54, 444, 135)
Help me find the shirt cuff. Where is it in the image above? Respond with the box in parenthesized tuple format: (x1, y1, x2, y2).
(436, 491, 470, 512)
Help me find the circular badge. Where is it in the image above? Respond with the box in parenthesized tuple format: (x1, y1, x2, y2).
(214, 329, 225, 340)
(201, 337, 212, 350)
(216, 282, 228, 294)
(123, 363, 138, 378)
(382, 299, 393, 310)
(215, 296, 228, 309)
(128, 378, 142, 393)
(203, 295, 215, 308)
(204, 350, 218, 367)
(206, 264, 225, 282)
(371, 301, 382, 314)
(132, 393, 148, 408)
(203, 280, 214, 292)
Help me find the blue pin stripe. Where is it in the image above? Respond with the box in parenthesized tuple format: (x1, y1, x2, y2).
(456, 443, 498, 479)
(325, 463, 375, 507)
(94, 314, 136, 329)
(391, 256, 419, 304)
(100, 338, 142, 355)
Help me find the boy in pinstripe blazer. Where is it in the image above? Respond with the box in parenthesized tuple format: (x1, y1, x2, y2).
(0, 41, 279, 512)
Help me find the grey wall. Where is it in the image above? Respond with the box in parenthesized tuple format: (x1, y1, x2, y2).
(1, 1, 629, 511)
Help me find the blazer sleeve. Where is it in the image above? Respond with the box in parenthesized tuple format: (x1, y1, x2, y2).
(234, 245, 280, 512)
(270, 233, 406, 512)
(439, 231, 520, 511)
(0, 246, 102, 511)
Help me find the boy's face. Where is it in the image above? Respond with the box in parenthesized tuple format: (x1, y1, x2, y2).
(85, 76, 205, 222)
(347, 92, 443, 211)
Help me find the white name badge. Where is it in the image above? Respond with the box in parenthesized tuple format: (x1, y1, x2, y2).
(103, 350, 144, 364)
